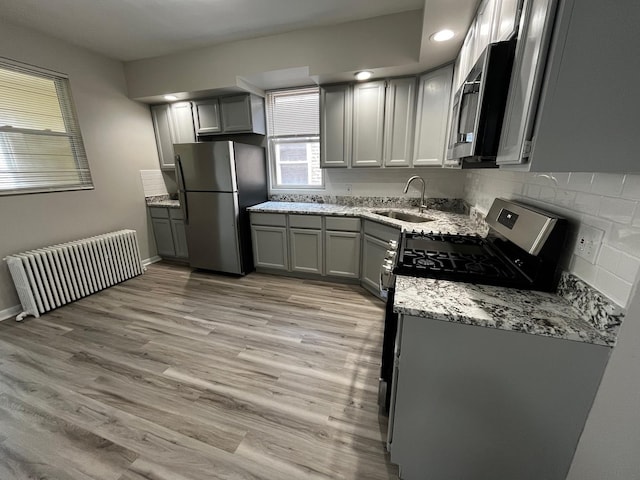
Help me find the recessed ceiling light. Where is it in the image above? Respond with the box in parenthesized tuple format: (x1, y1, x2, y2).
(164, 94, 178, 101)
(355, 71, 372, 81)
(431, 29, 455, 42)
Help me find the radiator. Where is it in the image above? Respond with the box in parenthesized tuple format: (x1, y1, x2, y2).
(4, 229, 144, 321)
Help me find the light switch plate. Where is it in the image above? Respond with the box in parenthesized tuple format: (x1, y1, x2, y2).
(574, 224, 605, 264)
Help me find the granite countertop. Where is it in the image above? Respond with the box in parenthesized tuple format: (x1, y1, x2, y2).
(247, 201, 482, 235)
(147, 199, 180, 208)
(394, 275, 620, 347)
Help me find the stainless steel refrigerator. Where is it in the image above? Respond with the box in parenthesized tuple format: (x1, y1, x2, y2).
(174, 141, 267, 274)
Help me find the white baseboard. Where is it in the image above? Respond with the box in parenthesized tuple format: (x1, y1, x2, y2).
(0, 305, 22, 322)
(142, 255, 162, 266)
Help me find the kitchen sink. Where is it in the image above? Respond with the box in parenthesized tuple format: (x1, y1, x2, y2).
(373, 210, 434, 223)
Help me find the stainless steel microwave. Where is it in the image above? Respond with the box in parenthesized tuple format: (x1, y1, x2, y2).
(446, 40, 516, 165)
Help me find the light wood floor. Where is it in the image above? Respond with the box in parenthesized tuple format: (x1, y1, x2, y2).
(0, 262, 399, 480)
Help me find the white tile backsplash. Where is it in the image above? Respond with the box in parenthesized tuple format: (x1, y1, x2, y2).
(140, 170, 168, 197)
(591, 173, 625, 196)
(465, 170, 640, 308)
(598, 197, 636, 224)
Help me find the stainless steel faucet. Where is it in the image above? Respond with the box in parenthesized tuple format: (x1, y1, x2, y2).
(403, 175, 427, 213)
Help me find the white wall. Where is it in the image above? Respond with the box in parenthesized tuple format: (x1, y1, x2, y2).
(124, 11, 423, 100)
(0, 19, 160, 314)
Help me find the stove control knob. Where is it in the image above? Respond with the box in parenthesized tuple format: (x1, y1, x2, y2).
(388, 240, 398, 249)
(385, 250, 397, 259)
(383, 259, 394, 268)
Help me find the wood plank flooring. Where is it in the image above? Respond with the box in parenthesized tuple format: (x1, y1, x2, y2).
(0, 263, 399, 480)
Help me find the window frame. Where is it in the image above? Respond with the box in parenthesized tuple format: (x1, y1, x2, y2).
(265, 86, 324, 191)
(0, 57, 93, 196)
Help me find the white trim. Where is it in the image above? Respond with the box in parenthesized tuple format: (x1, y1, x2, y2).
(143, 255, 162, 266)
(0, 304, 22, 322)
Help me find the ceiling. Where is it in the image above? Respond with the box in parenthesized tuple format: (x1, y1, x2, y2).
(0, 0, 426, 61)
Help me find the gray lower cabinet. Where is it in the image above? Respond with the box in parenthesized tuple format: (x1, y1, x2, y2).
(325, 230, 361, 278)
(390, 314, 610, 480)
(251, 225, 289, 270)
(149, 207, 188, 260)
(151, 218, 176, 257)
(170, 218, 188, 258)
(290, 228, 323, 274)
(251, 213, 363, 280)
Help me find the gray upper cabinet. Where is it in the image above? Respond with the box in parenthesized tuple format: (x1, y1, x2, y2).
(192, 99, 222, 135)
(192, 94, 266, 137)
(320, 84, 352, 168)
(492, 0, 522, 42)
(220, 94, 266, 134)
(151, 102, 196, 170)
(383, 77, 417, 168)
(413, 65, 454, 167)
(170, 102, 197, 143)
(352, 81, 385, 167)
(496, 0, 637, 172)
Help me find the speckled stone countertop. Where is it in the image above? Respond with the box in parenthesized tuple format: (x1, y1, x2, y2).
(394, 275, 621, 347)
(145, 195, 181, 209)
(247, 201, 482, 235)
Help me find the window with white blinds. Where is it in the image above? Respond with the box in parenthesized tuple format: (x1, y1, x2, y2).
(266, 87, 323, 189)
(0, 58, 92, 196)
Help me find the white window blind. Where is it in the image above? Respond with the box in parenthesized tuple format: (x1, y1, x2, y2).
(0, 58, 92, 195)
(266, 87, 322, 188)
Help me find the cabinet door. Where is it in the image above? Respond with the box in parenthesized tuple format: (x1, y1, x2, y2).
(192, 99, 222, 135)
(220, 95, 253, 132)
(325, 231, 361, 279)
(361, 234, 389, 296)
(150, 104, 176, 170)
(492, 0, 522, 42)
(289, 228, 323, 275)
(413, 65, 454, 167)
(496, 0, 555, 166)
(251, 226, 289, 270)
(320, 84, 352, 168)
(170, 102, 196, 143)
(352, 81, 385, 167)
(151, 217, 176, 257)
(473, 0, 498, 62)
(383, 77, 417, 167)
(170, 218, 189, 259)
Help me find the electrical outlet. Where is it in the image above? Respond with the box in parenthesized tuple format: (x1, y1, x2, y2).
(345, 184, 352, 195)
(574, 224, 605, 264)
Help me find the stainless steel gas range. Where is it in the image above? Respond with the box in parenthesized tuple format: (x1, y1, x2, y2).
(378, 198, 568, 413)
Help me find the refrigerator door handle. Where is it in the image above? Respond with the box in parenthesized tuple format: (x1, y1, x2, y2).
(175, 154, 189, 225)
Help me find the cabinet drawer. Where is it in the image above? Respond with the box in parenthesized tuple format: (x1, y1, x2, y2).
(364, 220, 401, 243)
(169, 208, 184, 220)
(289, 214, 322, 229)
(149, 207, 169, 219)
(250, 212, 287, 227)
(325, 216, 361, 232)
